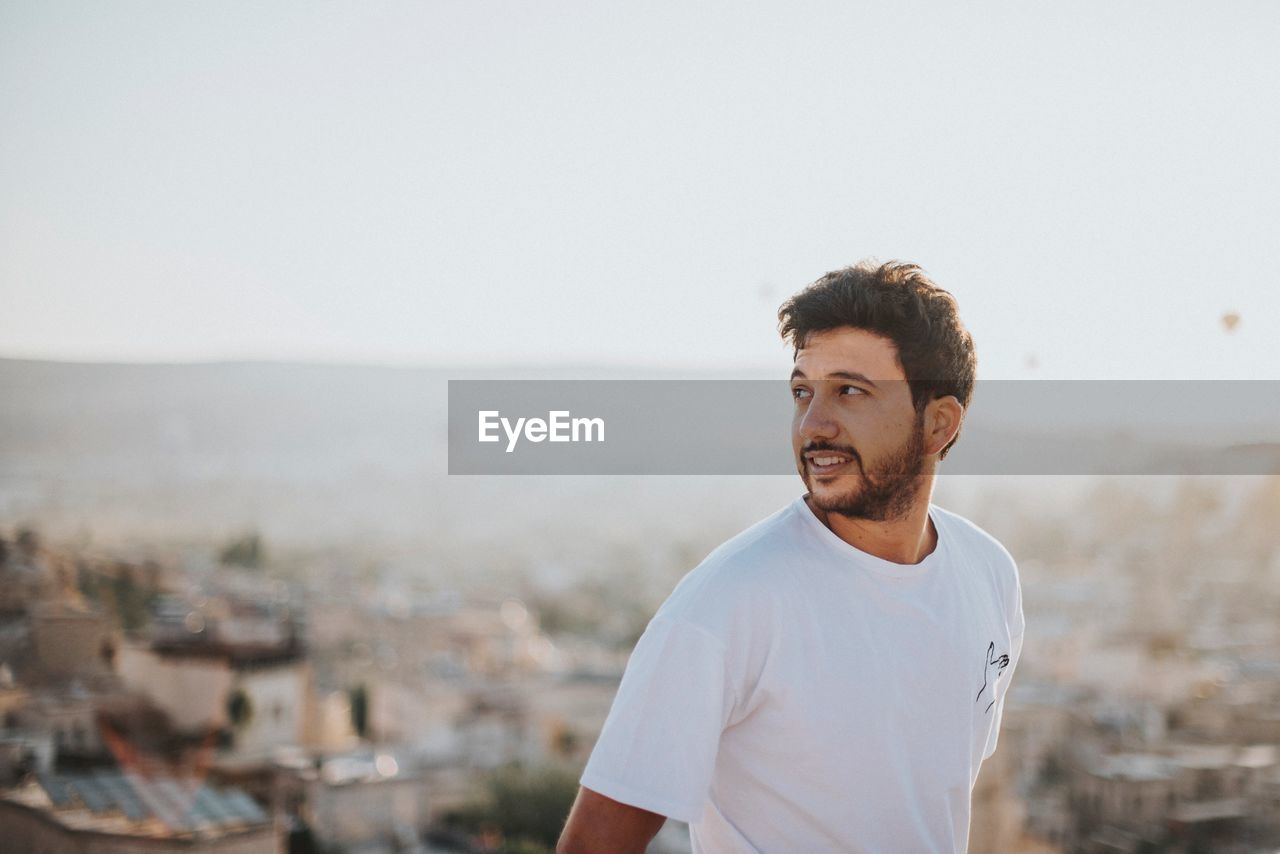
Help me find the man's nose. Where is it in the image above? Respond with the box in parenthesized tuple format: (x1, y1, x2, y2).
(798, 394, 839, 443)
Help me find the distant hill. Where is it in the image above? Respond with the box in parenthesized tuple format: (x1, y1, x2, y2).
(1, 358, 1271, 558)
(0, 359, 801, 555)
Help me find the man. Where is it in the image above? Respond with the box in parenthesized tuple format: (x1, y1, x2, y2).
(557, 260, 1025, 853)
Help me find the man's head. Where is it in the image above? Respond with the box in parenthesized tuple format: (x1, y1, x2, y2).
(777, 260, 975, 521)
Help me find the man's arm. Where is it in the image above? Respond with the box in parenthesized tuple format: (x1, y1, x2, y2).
(557, 785, 667, 854)
(562, 616, 731, 850)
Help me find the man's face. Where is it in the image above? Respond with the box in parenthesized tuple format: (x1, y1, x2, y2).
(790, 327, 929, 521)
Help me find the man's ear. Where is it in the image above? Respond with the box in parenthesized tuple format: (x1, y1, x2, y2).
(924, 395, 964, 457)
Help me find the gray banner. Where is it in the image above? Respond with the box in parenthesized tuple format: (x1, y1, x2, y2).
(448, 380, 1280, 475)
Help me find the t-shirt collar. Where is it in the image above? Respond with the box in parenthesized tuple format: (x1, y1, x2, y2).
(792, 493, 949, 578)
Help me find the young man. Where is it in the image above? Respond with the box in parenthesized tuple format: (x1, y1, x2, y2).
(557, 260, 1025, 853)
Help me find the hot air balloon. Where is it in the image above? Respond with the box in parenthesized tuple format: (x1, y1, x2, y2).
(1221, 312, 1240, 333)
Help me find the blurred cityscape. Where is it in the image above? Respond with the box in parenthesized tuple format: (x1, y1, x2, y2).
(1, 360, 1278, 853)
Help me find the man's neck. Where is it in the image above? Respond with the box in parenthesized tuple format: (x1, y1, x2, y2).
(804, 490, 939, 565)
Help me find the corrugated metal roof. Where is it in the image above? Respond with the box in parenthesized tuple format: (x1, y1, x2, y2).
(35, 770, 269, 834)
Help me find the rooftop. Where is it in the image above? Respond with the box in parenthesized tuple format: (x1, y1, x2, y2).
(1, 769, 269, 840)
(1091, 753, 1181, 782)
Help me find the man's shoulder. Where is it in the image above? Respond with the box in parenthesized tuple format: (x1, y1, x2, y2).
(654, 499, 804, 625)
(934, 504, 1023, 633)
(934, 504, 1019, 577)
(701, 499, 806, 573)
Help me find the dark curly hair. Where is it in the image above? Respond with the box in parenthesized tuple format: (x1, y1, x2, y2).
(777, 259, 976, 458)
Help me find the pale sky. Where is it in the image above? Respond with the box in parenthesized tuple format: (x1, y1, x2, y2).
(2, 1, 1277, 379)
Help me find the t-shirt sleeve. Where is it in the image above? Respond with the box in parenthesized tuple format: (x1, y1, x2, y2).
(580, 614, 737, 823)
(983, 557, 1025, 760)
(982, 623, 1023, 759)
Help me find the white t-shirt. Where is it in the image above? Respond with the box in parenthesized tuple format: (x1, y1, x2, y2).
(580, 494, 1025, 853)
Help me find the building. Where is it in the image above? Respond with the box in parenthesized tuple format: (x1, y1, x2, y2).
(275, 751, 427, 852)
(0, 769, 278, 853)
(1072, 745, 1280, 850)
(115, 596, 312, 763)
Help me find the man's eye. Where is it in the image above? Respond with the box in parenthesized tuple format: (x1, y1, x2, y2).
(841, 385, 866, 396)
(792, 387, 811, 400)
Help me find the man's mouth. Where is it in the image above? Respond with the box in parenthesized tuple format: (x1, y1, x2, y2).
(805, 452, 855, 476)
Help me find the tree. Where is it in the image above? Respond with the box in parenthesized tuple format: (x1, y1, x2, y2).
(227, 689, 253, 729)
(219, 532, 265, 570)
(15, 527, 40, 559)
(442, 764, 580, 852)
(551, 723, 579, 759)
(112, 569, 156, 632)
(349, 684, 369, 739)
(287, 818, 322, 854)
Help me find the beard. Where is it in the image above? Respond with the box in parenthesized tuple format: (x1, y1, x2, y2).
(802, 412, 928, 522)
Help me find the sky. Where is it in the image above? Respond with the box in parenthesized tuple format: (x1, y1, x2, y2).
(1, 1, 1277, 379)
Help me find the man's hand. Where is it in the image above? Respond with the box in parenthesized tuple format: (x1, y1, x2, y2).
(557, 785, 668, 854)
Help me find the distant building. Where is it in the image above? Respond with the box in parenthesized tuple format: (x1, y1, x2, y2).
(29, 602, 114, 681)
(1074, 753, 1183, 840)
(0, 769, 278, 853)
(16, 690, 106, 764)
(1072, 745, 1279, 849)
(274, 750, 427, 852)
(0, 731, 53, 788)
(115, 597, 312, 763)
(0, 533, 60, 613)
